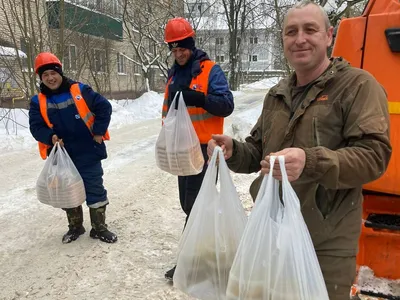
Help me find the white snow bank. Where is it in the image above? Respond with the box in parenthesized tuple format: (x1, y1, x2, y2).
(224, 103, 262, 141)
(240, 77, 282, 91)
(0, 91, 164, 153)
(357, 266, 400, 297)
(109, 91, 163, 129)
(231, 90, 244, 98)
(0, 108, 36, 152)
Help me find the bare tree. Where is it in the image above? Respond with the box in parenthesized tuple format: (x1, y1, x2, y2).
(220, 0, 250, 90)
(322, 0, 367, 26)
(120, 0, 179, 91)
(0, 0, 50, 100)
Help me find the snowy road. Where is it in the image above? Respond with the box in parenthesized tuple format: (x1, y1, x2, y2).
(0, 90, 266, 300)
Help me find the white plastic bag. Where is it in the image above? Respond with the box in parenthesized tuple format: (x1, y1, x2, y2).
(226, 156, 329, 300)
(155, 91, 204, 176)
(36, 142, 86, 209)
(173, 146, 248, 300)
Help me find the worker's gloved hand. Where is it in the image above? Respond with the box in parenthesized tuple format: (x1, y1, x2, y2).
(181, 90, 206, 108)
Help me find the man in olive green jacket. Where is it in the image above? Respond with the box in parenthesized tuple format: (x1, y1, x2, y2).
(208, 1, 392, 299)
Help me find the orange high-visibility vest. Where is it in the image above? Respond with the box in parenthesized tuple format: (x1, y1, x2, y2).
(162, 60, 224, 144)
(37, 83, 110, 159)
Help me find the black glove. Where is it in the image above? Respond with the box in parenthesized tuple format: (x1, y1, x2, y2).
(181, 90, 206, 107)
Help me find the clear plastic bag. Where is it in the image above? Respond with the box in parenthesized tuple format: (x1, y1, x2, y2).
(36, 142, 86, 209)
(173, 146, 248, 300)
(155, 91, 204, 176)
(226, 156, 329, 300)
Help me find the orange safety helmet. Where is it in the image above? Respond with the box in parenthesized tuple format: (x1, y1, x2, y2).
(164, 17, 195, 43)
(34, 52, 62, 74)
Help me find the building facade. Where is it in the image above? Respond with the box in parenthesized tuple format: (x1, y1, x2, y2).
(0, 0, 182, 108)
(186, 0, 286, 85)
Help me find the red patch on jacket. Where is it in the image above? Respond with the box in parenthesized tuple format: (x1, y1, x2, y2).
(317, 95, 328, 101)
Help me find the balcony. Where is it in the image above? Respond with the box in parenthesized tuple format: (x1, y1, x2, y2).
(47, 1, 123, 41)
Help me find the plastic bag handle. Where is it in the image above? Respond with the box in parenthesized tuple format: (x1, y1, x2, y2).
(252, 155, 278, 211)
(174, 91, 181, 110)
(277, 156, 300, 209)
(268, 156, 277, 179)
(168, 90, 182, 111)
(277, 156, 288, 184)
(207, 146, 231, 185)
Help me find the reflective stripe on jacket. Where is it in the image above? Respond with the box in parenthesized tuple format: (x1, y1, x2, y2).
(37, 83, 110, 159)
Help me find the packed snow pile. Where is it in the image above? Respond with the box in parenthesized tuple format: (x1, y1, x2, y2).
(0, 91, 164, 152)
(240, 77, 282, 91)
(224, 103, 262, 142)
(357, 266, 400, 298)
(0, 108, 36, 152)
(0, 83, 266, 154)
(114, 91, 163, 121)
(110, 91, 163, 129)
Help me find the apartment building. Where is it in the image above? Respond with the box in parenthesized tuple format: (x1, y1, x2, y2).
(0, 0, 182, 108)
(186, 0, 286, 84)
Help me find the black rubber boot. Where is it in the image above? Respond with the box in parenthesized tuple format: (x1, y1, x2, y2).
(89, 205, 117, 243)
(165, 265, 176, 281)
(62, 206, 86, 244)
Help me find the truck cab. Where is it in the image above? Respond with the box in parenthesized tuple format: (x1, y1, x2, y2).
(332, 0, 400, 298)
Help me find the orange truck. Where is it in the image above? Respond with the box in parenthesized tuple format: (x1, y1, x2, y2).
(332, 0, 400, 298)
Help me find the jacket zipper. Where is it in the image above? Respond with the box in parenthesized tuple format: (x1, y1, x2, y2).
(313, 117, 320, 146)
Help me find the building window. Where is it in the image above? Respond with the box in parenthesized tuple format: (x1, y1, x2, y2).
(20, 37, 30, 69)
(88, 0, 96, 9)
(54, 44, 77, 71)
(133, 62, 141, 74)
(216, 55, 225, 63)
(249, 55, 258, 62)
(215, 37, 224, 45)
(148, 41, 156, 54)
(92, 49, 106, 72)
(117, 53, 126, 74)
(112, 0, 120, 16)
(96, 0, 103, 10)
(250, 37, 258, 44)
(64, 45, 77, 71)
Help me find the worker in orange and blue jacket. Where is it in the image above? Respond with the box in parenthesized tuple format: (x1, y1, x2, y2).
(29, 52, 117, 244)
(162, 18, 234, 280)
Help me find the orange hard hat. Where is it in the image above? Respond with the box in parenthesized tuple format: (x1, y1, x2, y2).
(34, 52, 62, 74)
(164, 17, 195, 43)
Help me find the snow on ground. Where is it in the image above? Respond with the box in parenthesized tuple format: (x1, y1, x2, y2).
(110, 91, 164, 129)
(0, 91, 165, 152)
(0, 87, 264, 300)
(357, 266, 400, 298)
(1, 81, 399, 299)
(240, 76, 282, 91)
(224, 102, 262, 142)
(0, 108, 36, 152)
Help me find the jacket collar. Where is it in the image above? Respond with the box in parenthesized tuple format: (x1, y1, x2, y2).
(269, 57, 349, 100)
(40, 76, 76, 96)
(168, 48, 211, 79)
